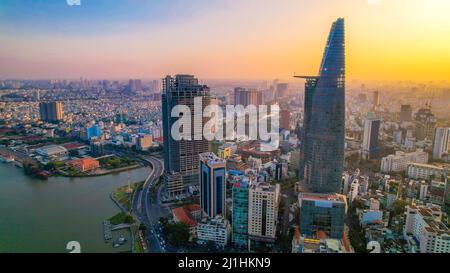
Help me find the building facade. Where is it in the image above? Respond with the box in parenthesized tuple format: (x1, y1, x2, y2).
(400, 105, 412, 122)
(380, 150, 429, 173)
(199, 152, 226, 219)
(248, 183, 280, 244)
(362, 117, 381, 160)
(68, 158, 100, 172)
(196, 216, 230, 248)
(298, 193, 347, 239)
(404, 205, 450, 253)
(297, 18, 346, 193)
(39, 101, 64, 123)
(433, 128, 450, 160)
(136, 134, 153, 151)
(407, 163, 448, 180)
(162, 74, 212, 197)
(415, 108, 437, 141)
(234, 87, 263, 107)
(232, 177, 250, 248)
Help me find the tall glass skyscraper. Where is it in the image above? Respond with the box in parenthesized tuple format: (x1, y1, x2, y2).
(232, 177, 250, 249)
(162, 75, 212, 197)
(297, 18, 345, 193)
(362, 116, 381, 160)
(39, 101, 64, 123)
(199, 152, 226, 219)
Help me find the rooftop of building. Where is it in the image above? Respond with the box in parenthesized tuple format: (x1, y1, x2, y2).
(198, 215, 229, 227)
(411, 205, 449, 235)
(199, 152, 226, 166)
(299, 192, 347, 203)
(408, 162, 445, 170)
(250, 182, 279, 193)
(387, 149, 426, 157)
(36, 144, 68, 155)
(232, 175, 251, 189)
(171, 204, 202, 228)
(70, 157, 99, 164)
(219, 142, 235, 149)
(62, 142, 88, 151)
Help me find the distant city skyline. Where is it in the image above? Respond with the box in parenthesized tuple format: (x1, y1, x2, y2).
(1, 0, 450, 81)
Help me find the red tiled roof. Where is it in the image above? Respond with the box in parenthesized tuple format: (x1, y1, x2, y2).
(172, 206, 198, 227)
(62, 142, 87, 150)
(316, 231, 328, 239)
(294, 226, 301, 244)
(184, 204, 201, 213)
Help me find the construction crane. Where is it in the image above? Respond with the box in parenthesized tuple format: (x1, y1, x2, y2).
(425, 91, 435, 110)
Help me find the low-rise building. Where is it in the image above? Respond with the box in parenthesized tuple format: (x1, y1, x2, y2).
(197, 216, 230, 248)
(360, 210, 383, 226)
(68, 158, 100, 172)
(172, 204, 203, 236)
(380, 149, 428, 173)
(218, 143, 236, 159)
(35, 145, 68, 161)
(407, 163, 448, 180)
(404, 204, 450, 253)
(298, 193, 347, 239)
(136, 134, 153, 151)
(292, 227, 348, 253)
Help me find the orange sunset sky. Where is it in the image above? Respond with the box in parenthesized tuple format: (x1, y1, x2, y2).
(1, 0, 450, 81)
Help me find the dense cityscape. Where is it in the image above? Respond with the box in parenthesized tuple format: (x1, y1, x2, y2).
(0, 1, 449, 257)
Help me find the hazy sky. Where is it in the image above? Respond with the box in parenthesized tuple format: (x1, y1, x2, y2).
(1, 0, 450, 81)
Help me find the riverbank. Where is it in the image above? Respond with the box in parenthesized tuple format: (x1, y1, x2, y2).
(0, 163, 150, 253)
(58, 164, 142, 178)
(111, 181, 144, 212)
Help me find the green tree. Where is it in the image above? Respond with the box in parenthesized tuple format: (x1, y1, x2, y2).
(392, 200, 409, 216)
(206, 240, 216, 250)
(351, 198, 365, 210)
(165, 222, 190, 247)
(139, 222, 147, 231)
(23, 159, 40, 175)
(124, 214, 135, 224)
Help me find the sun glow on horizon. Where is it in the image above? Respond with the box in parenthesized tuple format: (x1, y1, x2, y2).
(0, 0, 449, 82)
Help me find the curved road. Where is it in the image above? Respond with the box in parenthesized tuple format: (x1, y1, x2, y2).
(134, 156, 169, 253)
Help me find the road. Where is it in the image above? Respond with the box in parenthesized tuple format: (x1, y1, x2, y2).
(134, 156, 171, 253)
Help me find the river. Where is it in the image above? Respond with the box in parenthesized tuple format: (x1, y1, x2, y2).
(0, 162, 151, 253)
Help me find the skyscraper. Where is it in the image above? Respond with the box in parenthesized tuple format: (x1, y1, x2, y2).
(199, 152, 226, 219)
(162, 74, 212, 197)
(280, 109, 291, 130)
(128, 79, 142, 92)
(433, 128, 450, 160)
(415, 108, 437, 141)
(248, 183, 280, 246)
(296, 18, 346, 193)
(39, 101, 64, 123)
(232, 176, 251, 249)
(234, 87, 263, 107)
(373, 90, 380, 107)
(362, 116, 381, 160)
(400, 105, 413, 122)
(276, 83, 289, 99)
